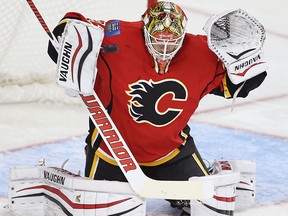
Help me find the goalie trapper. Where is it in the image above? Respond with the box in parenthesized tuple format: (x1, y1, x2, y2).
(204, 9, 268, 84)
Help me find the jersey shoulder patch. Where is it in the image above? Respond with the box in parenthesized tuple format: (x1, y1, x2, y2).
(105, 20, 121, 37)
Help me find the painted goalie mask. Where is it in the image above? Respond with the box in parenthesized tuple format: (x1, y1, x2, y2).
(142, 1, 187, 74)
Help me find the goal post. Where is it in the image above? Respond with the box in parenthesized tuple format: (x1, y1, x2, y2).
(0, 0, 156, 104)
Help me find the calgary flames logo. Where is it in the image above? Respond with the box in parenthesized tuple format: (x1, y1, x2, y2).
(126, 79, 187, 127)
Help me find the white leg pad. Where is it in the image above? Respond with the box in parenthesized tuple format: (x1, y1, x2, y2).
(191, 183, 237, 216)
(8, 166, 146, 216)
(230, 160, 256, 211)
(190, 160, 240, 216)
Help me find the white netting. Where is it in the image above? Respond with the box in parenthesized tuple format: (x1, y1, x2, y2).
(0, 0, 151, 104)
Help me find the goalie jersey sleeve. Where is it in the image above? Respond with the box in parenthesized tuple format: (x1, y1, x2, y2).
(210, 71, 267, 98)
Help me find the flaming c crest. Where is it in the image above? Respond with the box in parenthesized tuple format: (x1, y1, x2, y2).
(126, 79, 187, 127)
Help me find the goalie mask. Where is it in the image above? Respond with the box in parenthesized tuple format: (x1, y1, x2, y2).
(142, 1, 187, 74)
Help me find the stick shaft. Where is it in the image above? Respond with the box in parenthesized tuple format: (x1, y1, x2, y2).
(26, 0, 55, 41)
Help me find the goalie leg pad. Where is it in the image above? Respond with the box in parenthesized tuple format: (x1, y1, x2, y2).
(210, 160, 256, 211)
(190, 184, 237, 216)
(231, 160, 256, 211)
(9, 166, 146, 216)
(190, 160, 240, 216)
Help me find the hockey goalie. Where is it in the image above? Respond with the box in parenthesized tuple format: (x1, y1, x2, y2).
(9, 1, 267, 215)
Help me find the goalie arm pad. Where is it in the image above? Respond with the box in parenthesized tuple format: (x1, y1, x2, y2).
(204, 9, 268, 85)
(210, 70, 267, 98)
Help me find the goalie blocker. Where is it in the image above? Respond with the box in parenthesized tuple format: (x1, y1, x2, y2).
(56, 19, 104, 94)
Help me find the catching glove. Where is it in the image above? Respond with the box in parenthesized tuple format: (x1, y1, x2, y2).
(204, 9, 268, 84)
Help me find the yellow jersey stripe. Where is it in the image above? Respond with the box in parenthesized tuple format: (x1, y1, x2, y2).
(223, 73, 232, 98)
(89, 153, 99, 179)
(91, 128, 99, 148)
(180, 130, 188, 145)
(96, 148, 180, 167)
(58, 19, 69, 26)
(192, 153, 209, 176)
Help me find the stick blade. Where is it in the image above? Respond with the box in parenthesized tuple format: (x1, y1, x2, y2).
(138, 172, 241, 199)
(138, 178, 214, 200)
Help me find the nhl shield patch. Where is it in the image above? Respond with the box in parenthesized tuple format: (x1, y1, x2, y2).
(106, 20, 120, 37)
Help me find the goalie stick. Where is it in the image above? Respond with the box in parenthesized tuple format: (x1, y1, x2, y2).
(26, 0, 239, 200)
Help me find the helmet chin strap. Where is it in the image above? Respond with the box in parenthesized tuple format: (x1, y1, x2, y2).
(153, 58, 172, 74)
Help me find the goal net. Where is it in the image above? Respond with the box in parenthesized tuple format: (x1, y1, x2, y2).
(0, 0, 156, 104)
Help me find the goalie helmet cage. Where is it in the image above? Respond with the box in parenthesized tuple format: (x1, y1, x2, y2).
(0, 0, 157, 104)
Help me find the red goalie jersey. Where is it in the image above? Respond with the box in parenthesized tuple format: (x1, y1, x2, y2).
(94, 19, 225, 164)
(48, 13, 266, 167)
